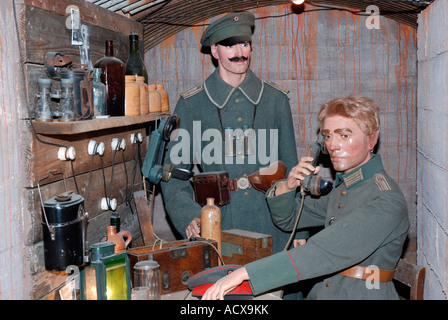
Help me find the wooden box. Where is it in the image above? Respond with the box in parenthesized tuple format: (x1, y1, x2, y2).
(221, 229, 273, 265)
(127, 239, 219, 294)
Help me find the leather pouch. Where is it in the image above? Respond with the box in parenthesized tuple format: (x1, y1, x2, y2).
(248, 161, 287, 193)
(192, 171, 231, 206)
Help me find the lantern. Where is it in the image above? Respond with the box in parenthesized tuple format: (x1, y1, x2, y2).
(81, 242, 131, 300)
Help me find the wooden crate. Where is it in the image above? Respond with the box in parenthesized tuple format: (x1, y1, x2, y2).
(128, 239, 219, 294)
(221, 229, 273, 265)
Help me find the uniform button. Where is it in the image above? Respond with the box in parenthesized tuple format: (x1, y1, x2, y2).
(243, 192, 249, 197)
(236, 117, 243, 123)
(235, 98, 243, 103)
(329, 216, 336, 225)
(326, 281, 330, 287)
(338, 203, 343, 209)
(341, 190, 346, 196)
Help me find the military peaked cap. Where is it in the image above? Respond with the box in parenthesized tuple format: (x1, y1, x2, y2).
(200, 12, 255, 47)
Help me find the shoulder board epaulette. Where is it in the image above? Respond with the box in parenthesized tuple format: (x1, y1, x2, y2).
(373, 173, 392, 191)
(181, 85, 204, 99)
(265, 81, 289, 95)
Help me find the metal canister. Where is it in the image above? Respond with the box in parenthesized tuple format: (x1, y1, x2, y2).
(41, 192, 85, 271)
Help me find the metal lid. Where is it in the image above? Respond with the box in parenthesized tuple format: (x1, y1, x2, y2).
(43, 193, 84, 224)
(134, 254, 159, 270)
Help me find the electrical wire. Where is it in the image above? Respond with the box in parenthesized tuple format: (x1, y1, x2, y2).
(283, 189, 306, 251)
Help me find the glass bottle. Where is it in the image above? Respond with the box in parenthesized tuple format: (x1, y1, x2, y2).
(125, 31, 148, 84)
(59, 78, 76, 121)
(94, 40, 125, 116)
(35, 78, 53, 122)
(92, 68, 106, 116)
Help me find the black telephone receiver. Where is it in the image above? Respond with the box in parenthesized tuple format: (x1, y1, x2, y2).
(300, 133, 333, 196)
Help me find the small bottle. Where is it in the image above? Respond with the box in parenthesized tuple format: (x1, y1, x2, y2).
(94, 40, 125, 116)
(148, 84, 162, 113)
(59, 78, 76, 122)
(110, 212, 120, 233)
(135, 76, 149, 114)
(35, 78, 53, 122)
(125, 31, 148, 84)
(124, 75, 140, 116)
(200, 198, 222, 258)
(156, 84, 170, 112)
(92, 68, 106, 116)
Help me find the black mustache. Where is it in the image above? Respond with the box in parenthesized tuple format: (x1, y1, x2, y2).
(229, 56, 248, 62)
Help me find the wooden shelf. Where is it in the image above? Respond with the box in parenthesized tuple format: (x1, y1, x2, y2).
(31, 112, 170, 135)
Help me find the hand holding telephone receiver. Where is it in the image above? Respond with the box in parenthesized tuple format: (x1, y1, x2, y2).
(284, 133, 333, 250)
(300, 134, 333, 196)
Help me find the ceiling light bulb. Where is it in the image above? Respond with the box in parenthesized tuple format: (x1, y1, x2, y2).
(292, 0, 305, 4)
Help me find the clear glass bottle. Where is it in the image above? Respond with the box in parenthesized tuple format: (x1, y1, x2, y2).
(59, 78, 76, 122)
(35, 78, 53, 122)
(125, 31, 148, 84)
(92, 68, 106, 116)
(94, 40, 125, 116)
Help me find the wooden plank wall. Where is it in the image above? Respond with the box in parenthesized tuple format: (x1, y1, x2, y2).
(15, 0, 152, 299)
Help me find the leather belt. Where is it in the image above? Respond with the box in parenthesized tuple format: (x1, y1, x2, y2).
(229, 177, 251, 191)
(339, 265, 395, 282)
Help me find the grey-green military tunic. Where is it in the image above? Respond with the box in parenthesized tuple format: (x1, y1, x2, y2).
(160, 68, 306, 253)
(245, 154, 409, 299)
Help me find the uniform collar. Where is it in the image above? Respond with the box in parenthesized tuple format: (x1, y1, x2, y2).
(334, 154, 384, 189)
(204, 68, 264, 109)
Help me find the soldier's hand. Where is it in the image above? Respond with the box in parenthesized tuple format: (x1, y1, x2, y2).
(186, 217, 200, 239)
(202, 267, 249, 300)
(275, 157, 320, 196)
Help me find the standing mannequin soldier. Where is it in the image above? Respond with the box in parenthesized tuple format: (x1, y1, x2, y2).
(202, 96, 409, 300)
(160, 11, 308, 256)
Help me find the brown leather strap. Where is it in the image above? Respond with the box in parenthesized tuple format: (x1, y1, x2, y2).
(339, 265, 395, 282)
(228, 178, 251, 191)
(229, 179, 238, 191)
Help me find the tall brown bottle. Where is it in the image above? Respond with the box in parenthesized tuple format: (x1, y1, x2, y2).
(200, 198, 222, 262)
(94, 40, 125, 116)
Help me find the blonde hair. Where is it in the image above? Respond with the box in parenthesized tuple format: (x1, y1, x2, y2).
(317, 96, 380, 136)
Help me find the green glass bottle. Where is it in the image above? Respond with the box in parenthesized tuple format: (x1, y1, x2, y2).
(125, 31, 148, 84)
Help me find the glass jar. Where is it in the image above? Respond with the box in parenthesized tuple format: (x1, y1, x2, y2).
(133, 255, 161, 300)
(59, 78, 76, 121)
(35, 78, 53, 122)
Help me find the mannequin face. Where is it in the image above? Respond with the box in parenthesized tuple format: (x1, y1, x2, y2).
(211, 42, 251, 85)
(322, 115, 378, 173)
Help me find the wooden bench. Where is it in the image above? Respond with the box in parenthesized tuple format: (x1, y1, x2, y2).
(393, 259, 426, 300)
